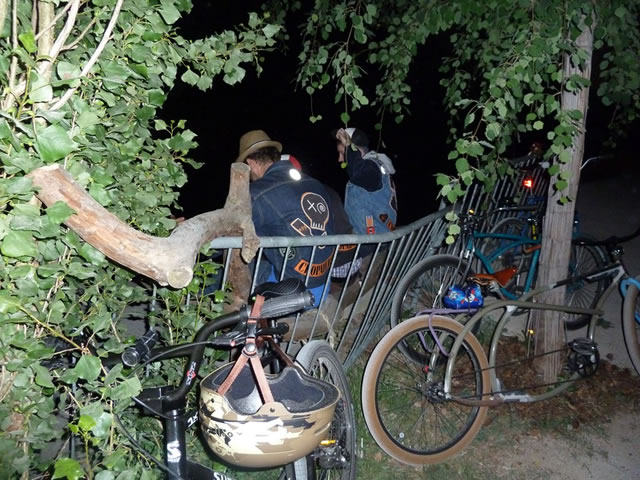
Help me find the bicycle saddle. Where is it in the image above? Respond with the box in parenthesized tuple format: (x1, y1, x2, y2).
(469, 266, 518, 287)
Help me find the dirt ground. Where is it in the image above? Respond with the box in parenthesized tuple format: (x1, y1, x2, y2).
(490, 411, 639, 479)
(475, 361, 640, 480)
(488, 162, 640, 480)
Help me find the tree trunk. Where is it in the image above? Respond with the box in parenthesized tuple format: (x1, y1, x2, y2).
(27, 163, 259, 299)
(534, 21, 594, 381)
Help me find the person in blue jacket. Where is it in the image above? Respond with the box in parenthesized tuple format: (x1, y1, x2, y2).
(333, 127, 398, 236)
(237, 130, 336, 307)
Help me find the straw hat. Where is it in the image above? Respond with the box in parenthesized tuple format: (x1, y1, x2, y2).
(235, 130, 282, 163)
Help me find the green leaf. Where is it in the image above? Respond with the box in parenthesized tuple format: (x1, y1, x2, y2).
(486, 122, 501, 141)
(110, 377, 142, 401)
(46, 201, 75, 225)
(53, 458, 85, 480)
(95, 471, 116, 480)
(436, 174, 450, 186)
(464, 112, 475, 127)
(340, 112, 350, 124)
(1, 231, 37, 258)
(18, 31, 37, 53)
(555, 179, 568, 191)
(533, 120, 544, 130)
(78, 415, 97, 432)
(79, 243, 106, 265)
(73, 355, 101, 382)
(57, 61, 81, 87)
(34, 364, 56, 389)
(181, 69, 199, 86)
(448, 224, 461, 235)
(455, 157, 469, 173)
(30, 72, 53, 103)
(0, 291, 20, 313)
(262, 24, 280, 39)
(6, 176, 33, 194)
(159, 2, 181, 24)
(37, 125, 78, 163)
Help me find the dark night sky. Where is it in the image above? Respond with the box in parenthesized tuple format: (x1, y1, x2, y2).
(160, 2, 638, 224)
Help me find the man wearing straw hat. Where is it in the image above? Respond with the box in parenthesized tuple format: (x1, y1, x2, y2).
(236, 130, 336, 307)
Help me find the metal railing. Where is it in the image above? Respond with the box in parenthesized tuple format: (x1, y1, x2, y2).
(191, 158, 549, 369)
(207, 209, 448, 368)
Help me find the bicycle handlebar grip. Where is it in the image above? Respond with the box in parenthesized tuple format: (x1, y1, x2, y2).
(122, 329, 158, 367)
(258, 291, 315, 319)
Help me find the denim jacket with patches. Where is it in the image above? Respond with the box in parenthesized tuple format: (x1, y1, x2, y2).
(250, 161, 336, 288)
(344, 150, 397, 235)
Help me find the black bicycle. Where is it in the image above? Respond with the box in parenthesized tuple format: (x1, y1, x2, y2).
(86, 279, 358, 480)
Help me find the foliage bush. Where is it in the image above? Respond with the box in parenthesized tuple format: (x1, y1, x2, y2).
(0, 1, 279, 477)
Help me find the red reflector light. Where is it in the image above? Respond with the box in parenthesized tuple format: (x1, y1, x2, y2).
(522, 178, 534, 189)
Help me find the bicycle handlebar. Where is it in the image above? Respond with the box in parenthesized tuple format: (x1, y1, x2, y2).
(116, 289, 314, 410)
(259, 290, 315, 318)
(573, 224, 640, 249)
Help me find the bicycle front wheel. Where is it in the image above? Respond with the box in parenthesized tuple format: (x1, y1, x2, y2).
(622, 277, 640, 376)
(362, 316, 490, 465)
(293, 341, 357, 480)
(391, 255, 472, 327)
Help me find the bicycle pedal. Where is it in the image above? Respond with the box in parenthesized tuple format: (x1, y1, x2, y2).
(567, 337, 599, 377)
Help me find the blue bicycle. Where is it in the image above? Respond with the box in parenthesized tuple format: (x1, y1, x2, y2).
(391, 207, 606, 330)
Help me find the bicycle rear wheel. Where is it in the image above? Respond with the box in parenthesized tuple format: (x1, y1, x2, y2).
(564, 243, 607, 329)
(391, 255, 472, 327)
(362, 316, 490, 465)
(622, 277, 640, 376)
(293, 341, 357, 480)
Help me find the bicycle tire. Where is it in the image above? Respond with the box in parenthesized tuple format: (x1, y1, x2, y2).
(293, 341, 357, 480)
(390, 254, 473, 327)
(622, 277, 640, 376)
(564, 242, 607, 330)
(362, 315, 490, 465)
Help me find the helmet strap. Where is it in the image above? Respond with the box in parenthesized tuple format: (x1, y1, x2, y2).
(216, 295, 275, 404)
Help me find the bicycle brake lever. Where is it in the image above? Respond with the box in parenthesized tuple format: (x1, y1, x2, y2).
(209, 324, 247, 348)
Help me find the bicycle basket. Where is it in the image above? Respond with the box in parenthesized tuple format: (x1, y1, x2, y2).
(200, 362, 339, 468)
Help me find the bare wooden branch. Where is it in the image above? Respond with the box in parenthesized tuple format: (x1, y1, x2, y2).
(37, 1, 55, 54)
(50, 0, 124, 112)
(27, 163, 258, 289)
(34, 0, 78, 41)
(37, 0, 80, 79)
(0, 1, 8, 43)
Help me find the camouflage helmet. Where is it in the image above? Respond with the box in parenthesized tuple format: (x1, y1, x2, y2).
(200, 362, 339, 468)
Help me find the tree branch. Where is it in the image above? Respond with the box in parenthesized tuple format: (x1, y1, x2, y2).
(27, 163, 258, 290)
(34, 0, 77, 41)
(49, 0, 124, 112)
(0, 1, 8, 46)
(37, 0, 80, 80)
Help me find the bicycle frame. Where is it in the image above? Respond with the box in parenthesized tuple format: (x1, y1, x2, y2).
(469, 231, 541, 297)
(106, 288, 315, 480)
(111, 311, 244, 480)
(443, 259, 630, 404)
